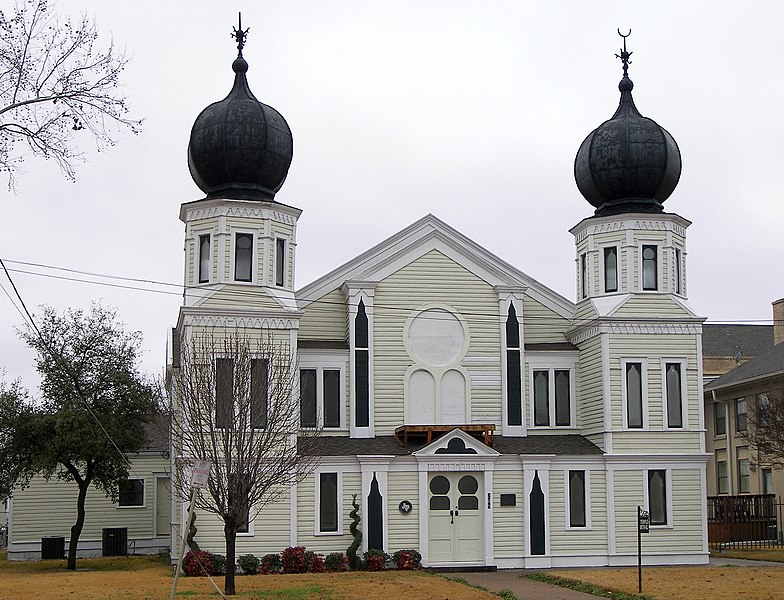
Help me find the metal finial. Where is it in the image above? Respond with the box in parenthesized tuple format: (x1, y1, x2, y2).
(615, 28, 632, 78)
(232, 12, 249, 57)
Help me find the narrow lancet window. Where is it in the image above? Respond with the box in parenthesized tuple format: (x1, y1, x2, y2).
(355, 299, 369, 428)
(198, 234, 210, 283)
(235, 233, 253, 282)
(506, 304, 522, 427)
(276, 238, 286, 287)
(642, 245, 657, 290)
(604, 246, 617, 293)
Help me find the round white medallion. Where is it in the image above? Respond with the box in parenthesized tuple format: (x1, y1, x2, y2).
(407, 308, 465, 366)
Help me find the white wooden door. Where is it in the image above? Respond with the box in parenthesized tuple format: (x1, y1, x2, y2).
(428, 473, 482, 563)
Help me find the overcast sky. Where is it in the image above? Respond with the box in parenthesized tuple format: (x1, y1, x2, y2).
(2, 0, 782, 393)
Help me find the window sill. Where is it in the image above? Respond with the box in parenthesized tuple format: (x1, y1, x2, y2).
(314, 531, 343, 537)
(117, 505, 146, 509)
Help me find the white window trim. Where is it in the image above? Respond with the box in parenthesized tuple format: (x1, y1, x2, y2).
(237, 501, 255, 537)
(643, 468, 673, 529)
(299, 354, 347, 430)
(660, 358, 688, 430)
(195, 230, 212, 285)
(500, 294, 525, 437)
(564, 469, 592, 530)
(673, 246, 684, 296)
(621, 357, 649, 430)
(639, 242, 662, 292)
(580, 252, 589, 299)
(274, 236, 288, 288)
(117, 477, 146, 509)
(231, 229, 257, 284)
(314, 470, 343, 536)
(527, 352, 578, 429)
(600, 244, 620, 295)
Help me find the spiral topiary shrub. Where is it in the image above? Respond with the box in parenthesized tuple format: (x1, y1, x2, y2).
(346, 494, 362, 570)
(281, 546, 308, 574)
(237, 553, 260, 575)
(182, 550, 214, 576)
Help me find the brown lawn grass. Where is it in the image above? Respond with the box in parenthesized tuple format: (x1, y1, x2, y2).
(552, 565, 784, 600)
(0, 553, 499, 600)
(711, 548, 784, 562)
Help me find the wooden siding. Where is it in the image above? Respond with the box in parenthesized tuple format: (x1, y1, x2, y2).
(521, 297, 570, 344)
(201, 288, 288, 310)
(296, 471, 360, 553)
(613, 295, 691, 318)
(11, 455, 168, 544)
(576, 336, 604, 431)
(387, 471, 420, 551)
(612, 470, 643, 553)
(492, 470, 524, 556)
(298, 288, 348, 340)
(612, 432, 702, 454)
(548, 470, 608, 556)
(644, 469, 705, 553)
(372, 250, 501, 435)
(608, 333, 700, 433)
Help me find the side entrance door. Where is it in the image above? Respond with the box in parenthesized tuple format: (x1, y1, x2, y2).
(428, 472, 482, 564)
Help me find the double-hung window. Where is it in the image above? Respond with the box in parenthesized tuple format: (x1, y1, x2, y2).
(234, 232, 254, 282)
(714, 403, 726, 436)
(529, 358, 576, 428)
(317, 472, 340, 534)
(642, 245, 658, 291)
(738, 458, 751, 493)
(567, 470, 588, 528)
(198, 234, 211, 283)
(717, 460, 728, 494)
(215, 356, 268, 429)
(622, 359, 646, 429)
(300, 367, 342, 428)
(663, 361, 685, 428)
(118, 478, 145, 507)
(604, 246, 618, 293)
(647, 470, 668, 526)
(736, 398, 747, 432)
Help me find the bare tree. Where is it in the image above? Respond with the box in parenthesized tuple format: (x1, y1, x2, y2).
(0, 0, 143, 188)
(745, 388, 784, 469)
(169, 332, 321, 596)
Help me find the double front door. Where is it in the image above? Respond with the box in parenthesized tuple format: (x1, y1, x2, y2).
(428, 472, 482, 563)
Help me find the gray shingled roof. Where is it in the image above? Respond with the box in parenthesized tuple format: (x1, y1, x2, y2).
(702, 324, 773, 359)
(705, 342, 784, 391)
(302, 435, 602, 456)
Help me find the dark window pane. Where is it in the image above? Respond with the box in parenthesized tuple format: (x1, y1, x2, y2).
(534, 370, 549, 426)
(738, 459, 750, 493)
(555, 370, 570, 426)
(430, 496, 450, 510)
(458, 476, 478, 494)
(736, 398, 747, 432)
(569, 471, 586, 527)
(717, 461, 728, 494)
(458, 496, 479, 510)
(675, 248, 682, 294)
(429, 476, 450, 495)
(355, 300, 368, 348)
(216, 358, 233, 429)
(715, 403, 726, 435)
(666, 363, 682, 428)
(235, 233, 253, 282)
(276, 238, 285, 287)
(626, 363, 643, 428)
(251, 358, 268, 429)
(300, 369, 317, 428)
(506, 304, 520, 348)
(323, 369, 340, 428)
(648, 470, 667, 525)
(355, 350, 369, 427)
(507, 349, 522, 426)
(199, 235, 210, 283)
(604, 247, 617, 293)
(580, 253, 587, 299)
(119, 479, 144, 507)
(319, 473, 338, 532)
(642, 245, 657, 290)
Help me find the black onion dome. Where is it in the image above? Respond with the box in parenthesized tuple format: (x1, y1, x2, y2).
(188, 55, 293, 201)
(574, 74, 681, 216)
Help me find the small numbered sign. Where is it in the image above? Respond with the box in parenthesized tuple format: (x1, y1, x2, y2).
(638, 510, 650, 533)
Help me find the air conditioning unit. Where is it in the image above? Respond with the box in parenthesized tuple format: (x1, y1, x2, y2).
(102, 527, 128, 557)
(41, 536, 65, 560)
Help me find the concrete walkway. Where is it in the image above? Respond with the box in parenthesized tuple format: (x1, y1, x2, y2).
(448, 570, 596, 599)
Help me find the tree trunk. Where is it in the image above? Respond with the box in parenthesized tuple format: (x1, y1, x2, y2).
(224, 522, 237, 595)
(67, 479, 89, 570)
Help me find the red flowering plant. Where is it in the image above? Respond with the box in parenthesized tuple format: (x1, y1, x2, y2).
(392, 549, 422, 570)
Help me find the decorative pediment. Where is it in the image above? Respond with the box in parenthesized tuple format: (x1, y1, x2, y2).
(413, 427, 500, 458)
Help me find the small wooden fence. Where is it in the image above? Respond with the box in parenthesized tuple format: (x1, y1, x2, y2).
(708, 494, 783, 550)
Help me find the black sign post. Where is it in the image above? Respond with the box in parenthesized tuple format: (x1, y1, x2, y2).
(637, 506, 650, 593)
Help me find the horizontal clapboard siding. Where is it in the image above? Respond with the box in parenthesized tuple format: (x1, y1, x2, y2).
(548, 470, 607, 555)
(296, 471, 360, 554)
(576, 336, 604, 432)
(521, 297, 570, 344)
(493, 471, 524, 556)
(387, 472, 420, 552)
(299, 288, 348, 340)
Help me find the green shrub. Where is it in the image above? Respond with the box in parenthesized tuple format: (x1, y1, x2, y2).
(392, 549, 421, 570)
(363, 548, 388, 571)
(260, 553, 282, 574)
(212, 553, 226, 575)
(305, 550, 325, 573)
(237, 553, 260, 575)
(324, 552, 349, 572)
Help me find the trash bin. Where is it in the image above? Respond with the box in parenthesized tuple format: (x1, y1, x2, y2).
(41, 536, 65, 559)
